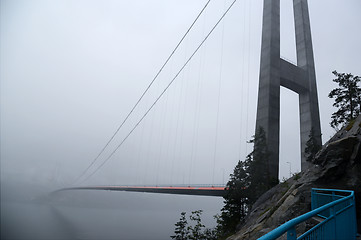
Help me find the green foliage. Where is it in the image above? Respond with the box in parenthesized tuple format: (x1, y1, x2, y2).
(217, 160, 248, 236)
(216, 127, 278, 237)
(172, 127, 279, 239)
(245, 127, 278, 203)
(345, 119, 356, 131)
(328, 71, 361, 129)
(304, 127, 322, 162)
(202, 227, 218, 240)
(171, 210, 218, 240)
(292, 172, 301, 181)
(188, 210, 205, 240)
(171, 212, 189, 240)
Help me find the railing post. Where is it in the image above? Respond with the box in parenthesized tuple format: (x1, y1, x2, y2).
(311, 189, 316, 210)
(352, 195, 357, 239)
(287, 227, 297, 240)
(331, 205, 337, 238)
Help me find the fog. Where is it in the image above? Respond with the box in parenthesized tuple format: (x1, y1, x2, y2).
(1, 0, 360, 239)
(2, 182, 222, 240)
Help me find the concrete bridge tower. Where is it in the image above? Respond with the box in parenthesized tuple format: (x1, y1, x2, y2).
(255, 0, 322, 180)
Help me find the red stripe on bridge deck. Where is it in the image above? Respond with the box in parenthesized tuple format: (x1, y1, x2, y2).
(93, 186, 226, 190)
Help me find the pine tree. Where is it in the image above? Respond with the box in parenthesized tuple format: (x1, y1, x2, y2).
(171, 212, 189, 240)
(171, 210, 218, 240)
(328, 71, 361, 129)
(173, 129, 278, 238)
(218, 160, 249, 236)
(246, 127, 278, 204)
(188, 210, 205, 240)
(304, 127, 321, 162)
(216, 127, 278, 237)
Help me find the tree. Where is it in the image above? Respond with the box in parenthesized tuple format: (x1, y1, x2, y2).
(171, 212, 189, 240)
(188, 210, 205, 240)
(304, 127, 321, 162)
(218, 160, 249, 236)
(172, 128, 279, 239)
(246, 127, 278, 204)
(217, 127, 278, 237)
(171, 210, 217, 240)
(328, 71, 361, 129)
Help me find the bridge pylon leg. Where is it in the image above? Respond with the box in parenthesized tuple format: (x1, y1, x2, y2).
(255, 0, 321, 180)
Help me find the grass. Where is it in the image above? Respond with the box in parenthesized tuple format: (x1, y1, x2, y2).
(345, 119, 356, 131)
(293, 172, 301, 181)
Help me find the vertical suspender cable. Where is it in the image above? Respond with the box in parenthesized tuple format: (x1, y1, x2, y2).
(245, 0, 252, 154)
(238, 0, 247, 161)
(155, 78, 169, 186)
(212, 0, 227, 185)
(135, 120, 145, 185)
(178, 37, 192, 185)
(188, 13, 207, 185)
(170, 64, 184, 184)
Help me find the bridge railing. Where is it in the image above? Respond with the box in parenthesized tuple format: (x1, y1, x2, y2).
(258, 188, 357, 240)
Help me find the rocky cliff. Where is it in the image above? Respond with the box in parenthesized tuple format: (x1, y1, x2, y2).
(228, 115, 361, 240)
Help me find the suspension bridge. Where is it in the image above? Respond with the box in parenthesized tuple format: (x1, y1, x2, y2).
(51, 2, 361, 238)
(55, 0, 321, 198)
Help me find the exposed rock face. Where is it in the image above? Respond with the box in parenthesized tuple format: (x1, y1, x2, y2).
(228, 116, 361, 240)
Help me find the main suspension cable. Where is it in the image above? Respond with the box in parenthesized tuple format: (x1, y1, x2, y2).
(80, 0, 239, 182)
(73, 0, 211, 184)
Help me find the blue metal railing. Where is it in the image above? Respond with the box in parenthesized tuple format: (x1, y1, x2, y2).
(258, 188, 357, 240)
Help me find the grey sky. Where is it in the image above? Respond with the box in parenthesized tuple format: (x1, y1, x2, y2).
(1, 0, 360, 188)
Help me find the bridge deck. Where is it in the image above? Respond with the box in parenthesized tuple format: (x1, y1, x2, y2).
(55, 185, 227, 197)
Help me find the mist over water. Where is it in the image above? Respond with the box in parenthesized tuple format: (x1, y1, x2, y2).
(1, 181, 223, 240)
